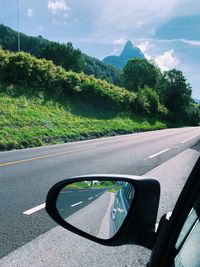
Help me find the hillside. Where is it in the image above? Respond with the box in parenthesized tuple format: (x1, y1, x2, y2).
(0, 24, 121, 85)
(103, 40, 145, 69)
(0, 85, 166, 150)
(0, 48, 166, 150)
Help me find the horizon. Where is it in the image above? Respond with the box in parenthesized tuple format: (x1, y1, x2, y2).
(0, 0, 200, 98)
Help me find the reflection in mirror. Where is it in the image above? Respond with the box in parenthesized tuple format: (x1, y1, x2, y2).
(56, 179, 135, 239)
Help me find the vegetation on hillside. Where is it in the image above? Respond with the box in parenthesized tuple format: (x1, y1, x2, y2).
(82, 54, 122, 85)
(0, 24, 48, 56)
(0, 83, 166, 150)
(40, 41, 84, 73)
(1, 24, 198, 126)
(123, 58, 158, 92)
(0, 48, 134, 110)
(122, 58, 200, 124)
(0, 23, 199, 150)
(0, 48, 168, 150)
(0, 24, 121, 85)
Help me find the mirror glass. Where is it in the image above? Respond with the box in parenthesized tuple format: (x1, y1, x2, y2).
(56, 179, 135, 239)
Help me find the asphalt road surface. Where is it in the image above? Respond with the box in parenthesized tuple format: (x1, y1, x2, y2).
(0, 127, 200, 260)
(56, 187, 107, 219)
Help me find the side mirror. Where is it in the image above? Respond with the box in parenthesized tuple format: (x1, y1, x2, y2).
(46, 175, 160, 249)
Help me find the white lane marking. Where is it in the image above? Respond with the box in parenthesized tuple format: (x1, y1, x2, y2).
(88, 197, 93, 200)
(148, 148, 170, 159)
(181, 134, 199, 143)
(23, 203, 45, 215)
(71, 201, 83, 207)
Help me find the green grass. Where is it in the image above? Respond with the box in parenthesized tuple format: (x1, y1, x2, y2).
(65, 182, 90, 189)
(66, 181, 117, 189)
(0, 84, 167, 151)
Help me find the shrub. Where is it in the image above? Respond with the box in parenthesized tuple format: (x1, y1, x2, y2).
(185, 104, 200, 126)
(0, 48, 135, 110)
(135, 87, 160, 115)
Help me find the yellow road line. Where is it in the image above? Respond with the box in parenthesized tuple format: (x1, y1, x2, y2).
(0, 145, 96, 167)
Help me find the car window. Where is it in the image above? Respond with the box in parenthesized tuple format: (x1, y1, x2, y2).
(172, 195, 200, 267)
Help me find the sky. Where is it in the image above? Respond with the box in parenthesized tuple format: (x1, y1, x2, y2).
(1, 0, 200, 98)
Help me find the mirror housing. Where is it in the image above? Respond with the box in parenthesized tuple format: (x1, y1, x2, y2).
(46, 174, 160, 249)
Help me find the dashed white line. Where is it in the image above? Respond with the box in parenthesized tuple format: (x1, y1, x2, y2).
(181, 134, 199, 143)
(148, 148, 170, 159)
(23, 203, 45, 215)
(88, 197, 93, 200)
(71, 201, 83, 207)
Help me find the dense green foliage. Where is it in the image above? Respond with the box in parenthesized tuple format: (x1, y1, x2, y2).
(122, 58, 158, 92)
(122, 59, 199, 125)
(0, 24, 48, 56)
(135, 87, 166, 115)
(83, 54, 122, 85)
(0, 48, 135, 110)
(0, 47, 199, 125)
(0, 83, 166, 150)
(40, 41, 84, 72)
(157, 69, 192, 121)
(0, 24, 121, 85)
(0, 22, 199, 129)
(185, 104, 200, 125)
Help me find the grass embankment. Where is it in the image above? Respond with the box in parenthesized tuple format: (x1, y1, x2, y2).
(0, 85, 166, 151)
(0, 49, 167, 150)
(65, 181, 116, 189)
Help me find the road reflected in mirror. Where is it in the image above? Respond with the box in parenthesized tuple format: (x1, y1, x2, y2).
(56, 179, 135, 239)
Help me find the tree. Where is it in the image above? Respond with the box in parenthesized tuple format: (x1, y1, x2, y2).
(122, 58, 158, 92)
(82, 54, 121, 85)
(185, 104, 200, 126)
(40, 41, 84, 72)
(158, 69, 192, 121)
(135, 87, 161, 115)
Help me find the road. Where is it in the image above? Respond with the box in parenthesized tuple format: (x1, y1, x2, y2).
(56, 187, 107, 219)
(0, 127, 200, 262)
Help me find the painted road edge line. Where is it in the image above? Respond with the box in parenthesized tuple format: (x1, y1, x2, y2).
(148, 148, 170, 159)
(71, 201, 83, 207)
(181, 134, 199, 144)
(23, 203, 46, 215)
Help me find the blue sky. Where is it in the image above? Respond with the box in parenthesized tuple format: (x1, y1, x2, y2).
(1, 0, 200, 98)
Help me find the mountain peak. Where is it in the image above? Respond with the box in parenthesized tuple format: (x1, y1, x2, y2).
(120, 40, 142, 59)
(103, 40, 145, 69)
(125, 40, 134, 47)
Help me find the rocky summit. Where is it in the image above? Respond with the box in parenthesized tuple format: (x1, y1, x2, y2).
(103, 40, 145, 69)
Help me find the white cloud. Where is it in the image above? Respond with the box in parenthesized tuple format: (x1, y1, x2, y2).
(48, 0, 70, 16)
(27, 9, 33, 18)
(136, 41, 153, 60)
(137, 41, 153, 53)
(180, 39, 200, 46)
(109, 48, 120, 55)
(157, 38, 200, 47)
(113, 36, 128, 45)
(154, 49, 179, 71)
(92, 0, 181, 36)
